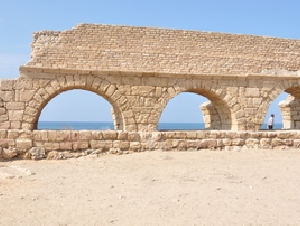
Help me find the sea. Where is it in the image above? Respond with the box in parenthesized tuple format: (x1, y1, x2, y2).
(37, 121, 283, 130)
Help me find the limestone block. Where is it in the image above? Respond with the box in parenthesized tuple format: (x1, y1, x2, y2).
(0, 107, 5, 115)
(2, 147, 19, 159)
(78, 130, 92, 140)
(267, 132, 277, 138)
(91, 77, 103, 89)
(102, 131, 117, 139)
(271, 138, 284, 147)
(246, 138, 259, 148)
(129, 141, 140, 149)
(66, 75, 75, 87)
(109, 148, 122, 154)
(205, 132, 217, 139)
(252, 98, 262, 105)
(47, 151, 60, 160)
(232, 138, 245, 146)
(0, 121, 10, 129)
(28, 99, 41, 109)
(10, 121, 21, 129)
(118, 132, 128, 140)
(8, 129, 21, 139)
(70, 131, 79, 140)
(74, 74, 87, 86)
(186, 132, 197, 139)
(59, 142, 73, 150)
(175, 139, 185, 148)
(122, 109, 134, 119)
(112, 140, 121, 148)
(13, 79, 33, 90)
(151, 132, 162, 141)
(30, 147, 46, 160)
(167, 87, 177, 98)
(86, 75, 95, 87)
(100, 80, 111, 92)
(293, 139, 300, 148)
(197, 132, 205, 139)
(90, 140, 102, 148)
(5, 102, 25, 110)
(0, 80, 13, 91)
(44, 142, 60, 150)
(201, 139, 217, 148)
(277, 132, 290, 139)
(0, 130, 7, 138)
(284, 139, 293, 146)
(222, 138, 232, 146)
(24, 106, 38, 116)
(119, 141, 130, 149)
(20, 90, 35, 101)
(45, 86, 56, 97)
(91, 131, 103, 140)
(57, 76, 66, 87)
(187, 140, 201, 148)
(128, 133, 140, 141)
(259, 138, 271, 148)
(111, 89, 122, 100)
(73, 141, 89, 149)
(245, 88, 260, 97)
(47, 130, 58, 141)
(50, 79, 60, 91)
(0, 138, 15, 147)
(165, 132, 178, 139)
(0, 90, 14, 101)
(32, 130, 48, 141)
(0, 114, 9, 121)
(16, 139, 32, 149)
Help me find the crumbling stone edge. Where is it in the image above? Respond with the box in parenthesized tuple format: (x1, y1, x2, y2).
(0, 129, 299, 161)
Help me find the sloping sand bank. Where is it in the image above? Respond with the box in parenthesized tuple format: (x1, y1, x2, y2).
(1, 150, 300, 225)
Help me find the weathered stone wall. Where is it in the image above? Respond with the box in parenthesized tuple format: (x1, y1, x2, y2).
(23, 24, 300, 75)
(2, 73, 299, 131)
(2, 23, 300, 161)
(0, 129, 299, 161)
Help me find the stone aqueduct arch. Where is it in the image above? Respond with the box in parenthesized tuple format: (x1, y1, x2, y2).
(1, 23, 300, 132)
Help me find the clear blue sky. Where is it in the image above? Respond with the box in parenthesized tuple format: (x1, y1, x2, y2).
(1, 0, 299, 124)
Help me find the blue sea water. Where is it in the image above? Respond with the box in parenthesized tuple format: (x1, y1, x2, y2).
(38, 121, 206, 130)
(38, 121, 283, 130)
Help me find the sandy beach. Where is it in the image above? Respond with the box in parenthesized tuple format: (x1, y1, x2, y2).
(1, 149, 300, 225)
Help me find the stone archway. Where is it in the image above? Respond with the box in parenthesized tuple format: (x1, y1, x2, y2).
(156, 85, 234, 130)
(21, 74, 136, 131)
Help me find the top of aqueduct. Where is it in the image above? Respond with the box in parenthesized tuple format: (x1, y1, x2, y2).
(2, 24, 300, 132)
(20, 23, 300, 78)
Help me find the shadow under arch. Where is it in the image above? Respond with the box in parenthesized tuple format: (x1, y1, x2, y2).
(24, 84, 127, 131)
(158, 89, 233, 130)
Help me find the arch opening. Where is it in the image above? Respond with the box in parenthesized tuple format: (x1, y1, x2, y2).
(260, 92, 288, 130)
(33, 88, 121, 130)
(158, 89, 233, 130)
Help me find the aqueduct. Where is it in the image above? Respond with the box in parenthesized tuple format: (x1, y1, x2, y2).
(1, 24, 300, 160)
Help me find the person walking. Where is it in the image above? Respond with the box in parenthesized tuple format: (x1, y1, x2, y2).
(268, 114, 275, 129)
